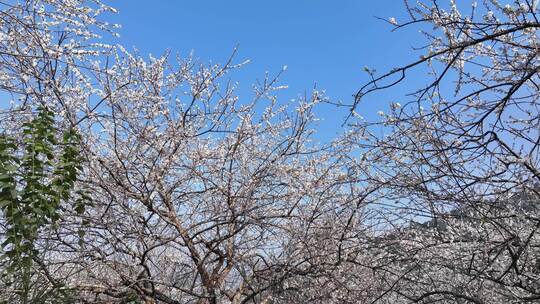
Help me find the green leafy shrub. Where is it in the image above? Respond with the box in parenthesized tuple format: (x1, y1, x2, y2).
(0, 106, 88, 304)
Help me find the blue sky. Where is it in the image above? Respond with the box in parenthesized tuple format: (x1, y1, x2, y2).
(109, 1, 424, 140)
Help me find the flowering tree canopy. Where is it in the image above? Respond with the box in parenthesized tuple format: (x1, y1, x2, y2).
(0, 0, 538, 303)
(347, 0, 540, 302)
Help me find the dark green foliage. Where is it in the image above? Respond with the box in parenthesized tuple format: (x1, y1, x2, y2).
(0, 106, 88, 303)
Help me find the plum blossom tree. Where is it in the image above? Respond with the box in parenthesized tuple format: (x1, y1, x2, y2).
(71, 51, 368, 303)
(344, 0, 540, 302)
(0, 1, 366, 303)
(0, 1, 117, 303)
(2, 0, 539, 303)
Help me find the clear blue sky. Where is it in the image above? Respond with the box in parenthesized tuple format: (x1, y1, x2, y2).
(109, 1, 423, 140)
